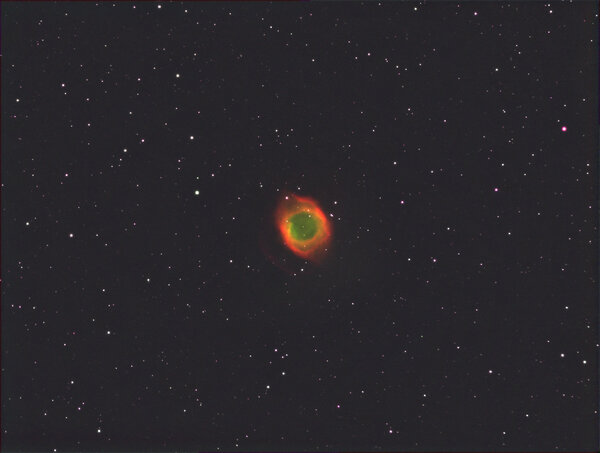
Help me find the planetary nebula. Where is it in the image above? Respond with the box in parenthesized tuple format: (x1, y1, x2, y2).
(275, 194, 332, 260)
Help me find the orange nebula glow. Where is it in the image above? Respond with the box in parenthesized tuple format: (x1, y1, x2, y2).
(275, 194, 332, 260)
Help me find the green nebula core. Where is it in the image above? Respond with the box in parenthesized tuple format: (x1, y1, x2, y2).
(289, 212, 318, 241)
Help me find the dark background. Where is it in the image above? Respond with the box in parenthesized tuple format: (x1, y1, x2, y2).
(1, 1, 598, 451)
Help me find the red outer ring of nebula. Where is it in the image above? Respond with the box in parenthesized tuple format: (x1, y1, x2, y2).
(275, 194, 332, 260)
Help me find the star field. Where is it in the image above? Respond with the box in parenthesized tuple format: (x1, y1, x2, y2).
(1, 2, 598, 452)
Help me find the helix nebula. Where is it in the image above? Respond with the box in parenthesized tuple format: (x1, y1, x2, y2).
(275, 194, 332, 260)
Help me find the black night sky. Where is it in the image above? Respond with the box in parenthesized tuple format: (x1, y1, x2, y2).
(1, 2, 598, 452)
